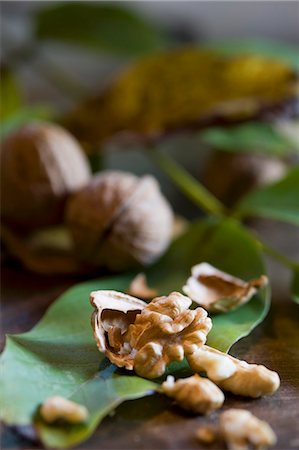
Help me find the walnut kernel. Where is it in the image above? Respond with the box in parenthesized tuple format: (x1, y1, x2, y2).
(195, 425, 218, 444)
(162, 374, 224, 414)
(219, 409, 277, 450)
(40, 396, 89, 424)
(91, 291, 212, 379)
(187, 346, 280, 397)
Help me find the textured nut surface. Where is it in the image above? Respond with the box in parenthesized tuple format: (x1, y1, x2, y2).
(162, 374, 224, 414)
(219, 409, 277, 450)
(187, 346, 280, 398)
(40, 396, 89, 424)
(126, 292, 212, 378)
(127, 273, 157, 300)
(195, 425, 218, 444)
(1, 122, 91, 229)
(66, 171, 173, 270)
(183, 263, 268, 313)
(188, 345, 236, 381)
(91, 291, 211, 379)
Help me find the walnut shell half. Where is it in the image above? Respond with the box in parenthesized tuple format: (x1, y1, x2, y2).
(90, 290, 146, 369)
(183, 263, 268, 313)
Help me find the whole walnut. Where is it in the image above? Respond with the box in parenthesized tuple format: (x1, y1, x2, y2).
(1, 122, 91, 230)
(203, 151, 287, 208)
(65, 171, 174, 270)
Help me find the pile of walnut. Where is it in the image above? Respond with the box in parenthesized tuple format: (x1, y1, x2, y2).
(1, 121, 174, 273)
(91, 288, 279, 449)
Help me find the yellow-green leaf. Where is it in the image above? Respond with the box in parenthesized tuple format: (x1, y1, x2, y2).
(64, 48, 296, 152)
(0, 68, 22, 121)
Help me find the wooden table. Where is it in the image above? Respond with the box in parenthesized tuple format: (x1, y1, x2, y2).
(1, 249, 299, 450)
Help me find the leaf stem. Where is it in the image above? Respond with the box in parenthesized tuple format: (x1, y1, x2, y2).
(149, 147, 226, 217)
(258, 240, 299, 271)
(149, 146, 298, 272)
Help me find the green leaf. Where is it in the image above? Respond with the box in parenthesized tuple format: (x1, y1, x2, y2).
(200, 122, 297, 156)
(275, 121, 299, 150)
(235, 166, 299, 225)
(0, 275, 135, 425)
(292, 269, 299, 304)
(0, 218, 269, 448)
(0, 68, 23, 121)
(0, 106, 54, 140)
(0, 274, 157, 447)
(35, 3, 169, 56)
(204, 38, 299, 70)
(0, 67, 54, 139)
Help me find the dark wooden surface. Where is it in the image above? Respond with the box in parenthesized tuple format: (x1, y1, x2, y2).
(1, 245, 299, 450)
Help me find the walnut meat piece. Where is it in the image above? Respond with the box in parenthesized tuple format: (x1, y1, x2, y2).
(195, 425, 218, 444)
(40, 396, 89, 424)
(187, 346, 280, 398)
(183, 263, 268, 313)
(127, 273, 157, 300)
(126, 292, 212, 378)
(162, 374, 224, 414)
(66, 171, 174, 271)
(91, 291, 212, 379)
(219, 409, 277, 450)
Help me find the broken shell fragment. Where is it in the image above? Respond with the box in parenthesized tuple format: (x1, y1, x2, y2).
(90, 290, 146, 370)
(127, 273, 157, 300)
(162, 374, 224, 414)
(183, 263, 268, 313)
(40, 396, 89, 424)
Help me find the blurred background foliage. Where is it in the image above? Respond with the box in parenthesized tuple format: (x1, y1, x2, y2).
(1, 1, 298, 294)
(1, 1, 298, 143)
(1, 1, 298, 217)
(2, 2, 298, 210)
(35, 2, 171, 56)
